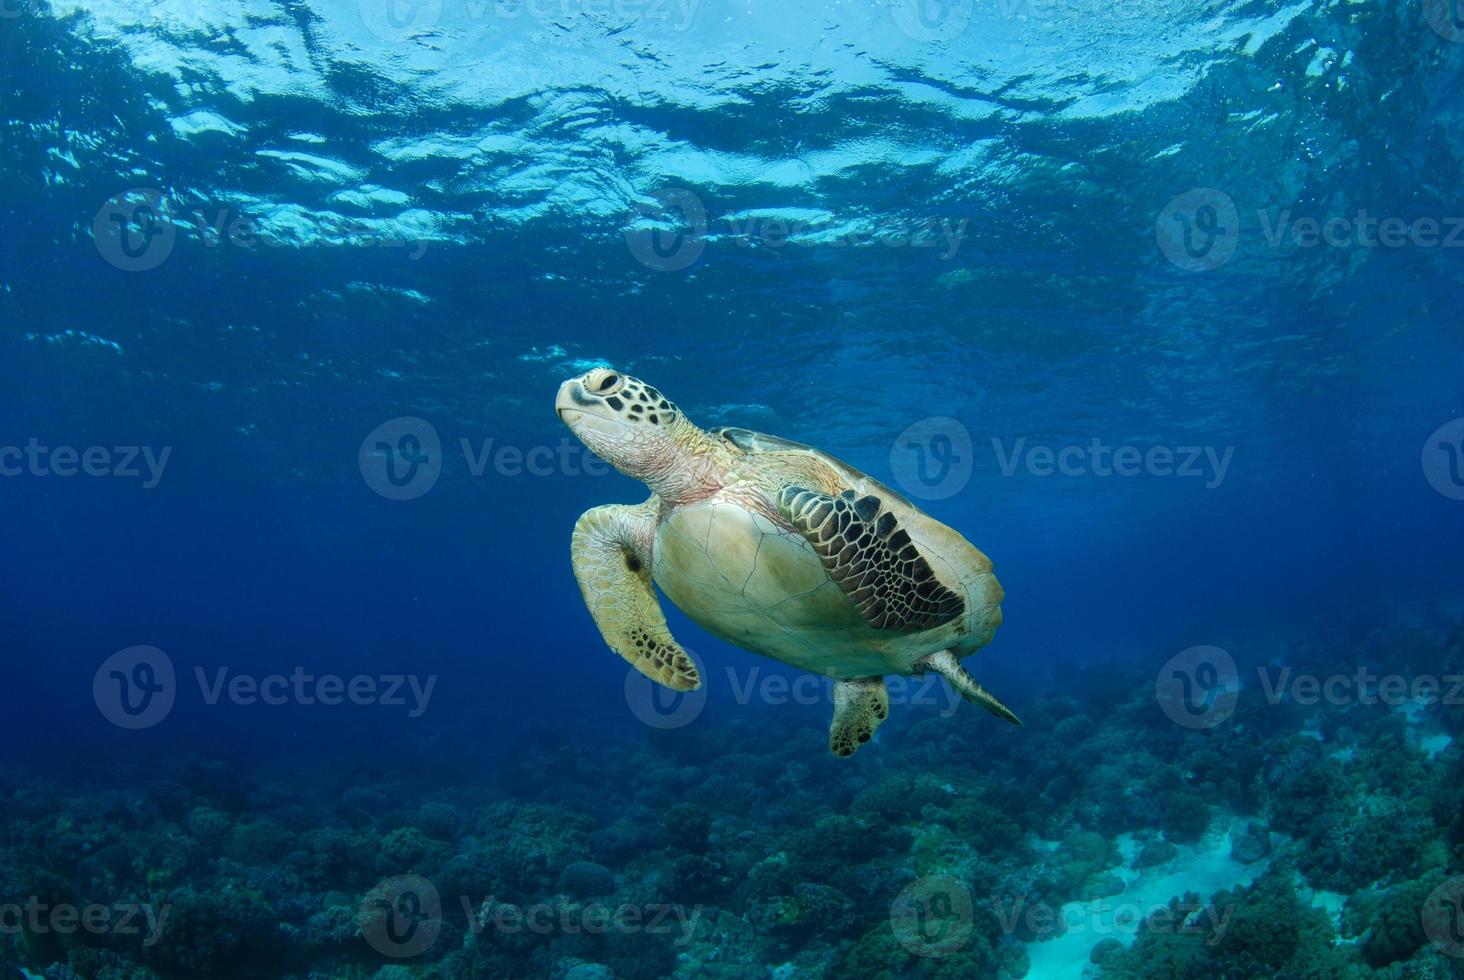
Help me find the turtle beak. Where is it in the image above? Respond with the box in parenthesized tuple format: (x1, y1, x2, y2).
(556, 379, 588, 424)
(558, 378, 634, 447)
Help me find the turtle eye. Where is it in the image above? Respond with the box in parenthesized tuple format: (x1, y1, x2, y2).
(595, 373, 622, 394)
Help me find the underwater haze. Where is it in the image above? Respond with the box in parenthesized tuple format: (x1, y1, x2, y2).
(3, 0, 1464, 976)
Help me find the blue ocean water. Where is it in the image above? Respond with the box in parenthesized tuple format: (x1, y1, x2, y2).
(3, 0, 1464, 976)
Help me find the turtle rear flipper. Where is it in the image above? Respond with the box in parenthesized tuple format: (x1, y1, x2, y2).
(572, 501, 700, 691)
(829, 676, 889, 758)
(775, 486, 965, 633)
(915, 650, 1021, 725)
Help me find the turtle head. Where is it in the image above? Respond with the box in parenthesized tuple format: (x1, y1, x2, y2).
(557, 369, 718, 499)
(557, 367, 683, 434)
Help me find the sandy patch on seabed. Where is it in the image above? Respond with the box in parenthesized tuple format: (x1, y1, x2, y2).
(1023, 817, 1271, 979)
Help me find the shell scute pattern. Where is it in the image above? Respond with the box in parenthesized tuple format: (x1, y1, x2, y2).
(777, 485, 965, 633)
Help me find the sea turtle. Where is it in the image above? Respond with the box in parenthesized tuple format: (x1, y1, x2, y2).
(557, 368, 1018, 757)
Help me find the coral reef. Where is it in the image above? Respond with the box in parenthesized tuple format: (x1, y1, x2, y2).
(2, 611, 1461, 978)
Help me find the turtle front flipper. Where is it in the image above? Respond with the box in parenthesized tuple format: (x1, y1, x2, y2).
(775, 486, 965, 633)
(572, 501, 700, 692)
(829, 676, 889, 757)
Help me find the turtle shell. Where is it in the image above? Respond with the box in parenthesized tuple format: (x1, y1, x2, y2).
(649, 427, 1003, 679)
